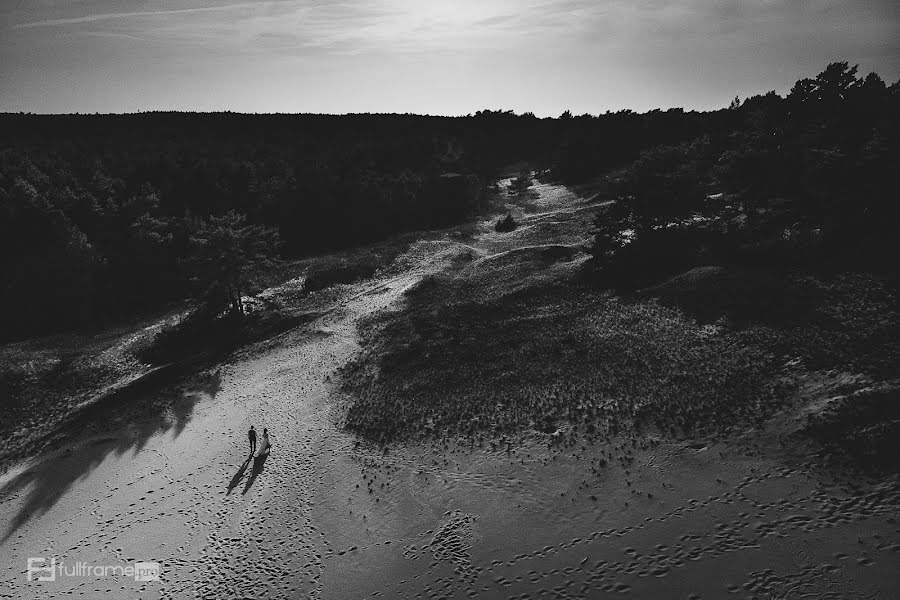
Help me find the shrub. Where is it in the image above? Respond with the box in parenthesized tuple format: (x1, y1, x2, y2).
(139, 308, 242, 364)
(506, 171, 533, 195)
(495, 213, 518, 233)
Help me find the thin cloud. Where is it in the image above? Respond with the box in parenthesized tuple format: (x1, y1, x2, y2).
(78, 30, 147, 42)
(10, 0, 607, 55)
(13, 1, 293, 29)
(2, 0, 896, 114)
(243, 0, 604, 53)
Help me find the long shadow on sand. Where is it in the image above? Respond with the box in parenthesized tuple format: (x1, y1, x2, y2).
(241, 452, 269, 495)
(0, 368, 222, 543)
(227, 455, 253, 495)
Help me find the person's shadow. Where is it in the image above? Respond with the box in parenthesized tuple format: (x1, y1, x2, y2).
(241, 452, 269, 495)
(226, 456, 253, 495)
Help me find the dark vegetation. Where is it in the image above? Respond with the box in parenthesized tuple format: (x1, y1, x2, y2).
(343, 273, 790, 446)
(494, 214, 518, 233)
(589, 62, 899, 291)
(342, 264, 899, 449)
(804, 378, 900, 472)
(506, 170, 534, 195)
(138, 234, 417, 365)
(1, 109, 713, 342)
(342, 63, 900, 467)
(137, 307, 304, 365)
(588, 62, 900, 380)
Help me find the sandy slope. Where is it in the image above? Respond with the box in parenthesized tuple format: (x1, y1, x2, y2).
(1, 179, 898, 599)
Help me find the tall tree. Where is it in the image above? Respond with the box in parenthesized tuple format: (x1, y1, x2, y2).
(187, 211, 281, 316)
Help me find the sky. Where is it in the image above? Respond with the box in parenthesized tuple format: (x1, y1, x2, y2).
(1, 0, 898, 116)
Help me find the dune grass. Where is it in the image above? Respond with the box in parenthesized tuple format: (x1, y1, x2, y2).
(341, 260, 792, 445)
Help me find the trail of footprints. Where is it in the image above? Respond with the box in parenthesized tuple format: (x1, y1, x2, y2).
(363, 466, 899, 599)
(176, 311, 378, 599)
(4, 325, 350, 599)
(3, 381, 897, 600)
(3, 250, 898, 599)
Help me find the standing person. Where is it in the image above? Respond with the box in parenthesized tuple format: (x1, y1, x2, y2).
(248, 425, 257, 455)
(259, 428, 271, 455)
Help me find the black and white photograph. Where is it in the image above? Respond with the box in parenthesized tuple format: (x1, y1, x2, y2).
(1, 1, 898, 598)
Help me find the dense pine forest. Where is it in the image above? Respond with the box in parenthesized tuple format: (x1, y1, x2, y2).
(590, 62, 899, 283)
(0, 107, 709, 341)
(1, 62, 897, 343)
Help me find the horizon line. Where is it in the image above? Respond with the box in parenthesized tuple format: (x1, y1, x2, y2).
(0, 105, 734, 119)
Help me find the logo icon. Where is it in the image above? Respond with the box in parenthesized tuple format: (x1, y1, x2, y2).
(27, 557, 56, 582)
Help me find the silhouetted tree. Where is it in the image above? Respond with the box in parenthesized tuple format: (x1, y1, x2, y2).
(186, 211, 281, 316)
(507, 170, 533, 195)
(495, 213, 517, 233)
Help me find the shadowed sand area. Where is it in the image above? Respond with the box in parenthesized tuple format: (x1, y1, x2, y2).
(1, 179, 898, 599)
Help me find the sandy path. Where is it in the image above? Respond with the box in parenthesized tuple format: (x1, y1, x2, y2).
(0, 264, 429, 599)
(2, 181, 898, 599)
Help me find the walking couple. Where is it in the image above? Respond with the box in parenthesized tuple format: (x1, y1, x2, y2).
(248, 425, 271, 457)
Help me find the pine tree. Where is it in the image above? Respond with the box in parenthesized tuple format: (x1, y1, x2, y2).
(186, 211, 280, 316)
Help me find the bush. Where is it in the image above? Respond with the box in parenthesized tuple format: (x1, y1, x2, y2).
(495, 213, 518, 233)
(506, 170, 533, 195)
(139, 308, 242, 364)
(601, 226, 724, 288)
(303, 259, 379, 293)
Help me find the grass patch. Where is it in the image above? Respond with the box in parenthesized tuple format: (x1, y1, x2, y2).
(341, 264, 791, 445)
(137, 309, 314, 365)
(650, 270, 900, 378)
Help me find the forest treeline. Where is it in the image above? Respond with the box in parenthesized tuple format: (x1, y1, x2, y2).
(589, 62, 899, 282)
(0, 106, 708, 341)
(585, 62, 899, 375)
(2, 61, 895, 342)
